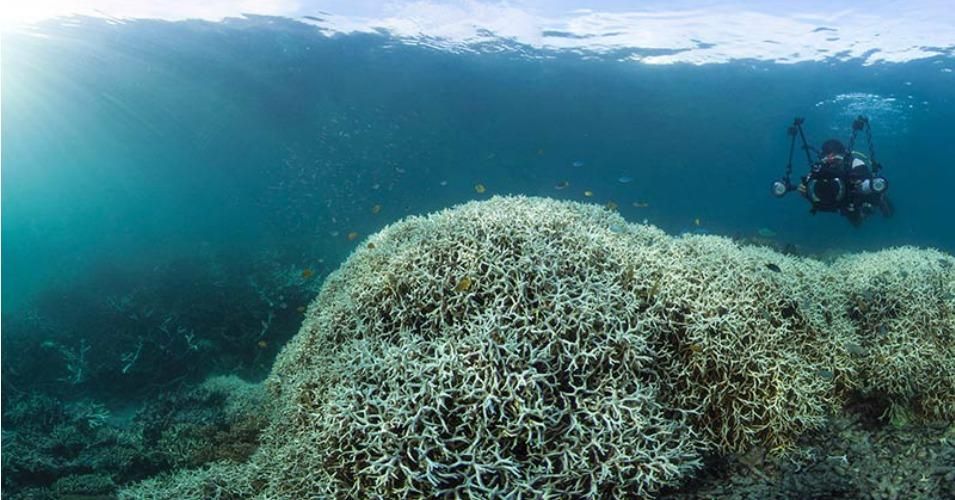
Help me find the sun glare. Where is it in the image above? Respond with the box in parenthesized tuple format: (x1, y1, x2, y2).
(0, 1, 88, 28)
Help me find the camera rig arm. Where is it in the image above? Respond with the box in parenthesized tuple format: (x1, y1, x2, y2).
(772, 117, 815, 196)
(846, 115, 881, 174)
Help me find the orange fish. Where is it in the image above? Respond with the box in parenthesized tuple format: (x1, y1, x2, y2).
(301, 268, 314, 279)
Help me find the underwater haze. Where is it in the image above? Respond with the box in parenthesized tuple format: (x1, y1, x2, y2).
(5, 4, 955, 313)
(2, 1, 955, 498)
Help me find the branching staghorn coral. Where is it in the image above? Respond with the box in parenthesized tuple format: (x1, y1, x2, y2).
(66, 400, 112, 429)
(42, 338, 92, 385)
(830, 247, 955, 421)
(120, 196, 955, 499)
(636, 235, 860, 454)
(256, 196, 703, 498)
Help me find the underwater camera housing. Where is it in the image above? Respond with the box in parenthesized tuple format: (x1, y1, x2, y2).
(807, 177, 845, 208)
(870, 176, 888, 194)
(771, 178, 792, 197)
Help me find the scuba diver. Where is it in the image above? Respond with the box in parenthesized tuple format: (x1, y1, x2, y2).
(771, 116, 893, 227)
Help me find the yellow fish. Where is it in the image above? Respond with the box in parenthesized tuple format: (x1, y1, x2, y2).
(347, 231, 360, 241)
(454, 276, 473, 292)
(583, 190, 594, 197)
(474, 183, 486, 194)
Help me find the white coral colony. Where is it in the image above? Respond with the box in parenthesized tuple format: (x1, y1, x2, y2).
(123, 196, 955, 498)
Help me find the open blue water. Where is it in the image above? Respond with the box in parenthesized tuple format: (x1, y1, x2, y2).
(1, 5, 954, 497)
(4, 14, 955, 314)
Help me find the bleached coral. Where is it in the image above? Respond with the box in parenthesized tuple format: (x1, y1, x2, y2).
(830, 247, 955, 420)
(631, 234, 860, 454)
(118, 462, 254, 500)
(198, 375, 268, 422)
(261, 196, 702, 497)
(120, 196, 955, 498)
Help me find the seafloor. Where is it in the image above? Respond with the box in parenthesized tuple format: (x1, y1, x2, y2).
(3, 197, 953, 499)
(4, 367, 952, 498)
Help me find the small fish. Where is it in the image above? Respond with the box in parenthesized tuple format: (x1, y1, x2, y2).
(845, 342, 868, 357)
(367, 242, 376, 249)
(633, 201, 649, 208)
(572, 160, 585, 168)
(554, 180, 570, 190)
(583, 190, 594, 197)
(761, 309, 773, 322)
(609, 223, 626, 234)
(617, 175, 634, 184)
(939, 258, 952, 269)
(296, 306, 306, 313)
(537, 148, 545, 155)
(878, 324, 887, 336)
(439, 180, 448, 186)
(765, 263, 782, 273)
(474, 183, 486, 194)
(816, 369, 835, 380)
(756, 228, 777, 238)
(257, 340, 269, 349)
(395, 167, 406, 174)
(371, 204, 382, 214)
(347, 231, 360, 241)
(454, 276, 473, 292)
(688, 343, 702, 353)
(694, 218, 701, 227)
(301, 268, 315, 279)
(605, 201, 618, 211)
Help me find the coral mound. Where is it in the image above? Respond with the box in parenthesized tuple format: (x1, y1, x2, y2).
(264, 196, 702, 497)
(831, 248, 955, 421)
(121, 196, 955, 499)
(646, 235, 857, 454)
